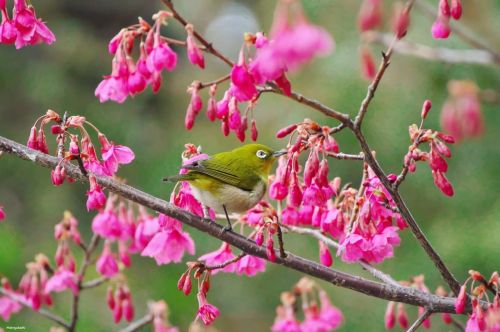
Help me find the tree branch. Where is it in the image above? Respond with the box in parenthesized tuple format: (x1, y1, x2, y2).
(0, 287, 71, 329)
(0, 136, 465, 313)
(283, 225, 400, 287)
(362, 31, 498, 66)
(117, 313, 154, 332)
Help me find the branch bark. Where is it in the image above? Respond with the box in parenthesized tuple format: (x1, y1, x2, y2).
(117, 313, 154, 332)
(407, 308, 432, 332)
(0, 136, 463, 313)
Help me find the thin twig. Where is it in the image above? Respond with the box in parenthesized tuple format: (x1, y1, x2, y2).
(450, 317, 466, 331)
(205, 253, 246, 271)
(276, 224, 287, 259)
(81, 276, 108, 290)
(407, 308, 432, 332)
(362, 31, 498, 66)
(199, 74, 231, 89)
(0, 135, 464, 313)
(161, 0, 234, 67)
(117, 313, 154, 332)
(69, 234, 100, 331)
(0, 287, 71, 329)
(325, 151, 364, 161)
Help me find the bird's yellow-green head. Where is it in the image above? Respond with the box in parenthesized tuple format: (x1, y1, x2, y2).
(223, 144, 286, 178)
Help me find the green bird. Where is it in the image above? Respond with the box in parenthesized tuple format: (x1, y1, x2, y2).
(163, 144, 286, 231)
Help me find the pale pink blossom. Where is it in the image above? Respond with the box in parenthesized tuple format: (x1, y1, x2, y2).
(235, 255, 266, 277)
(96, 244, 119, 278)
(198, 243, 237, 274)
(86, 176, 107, 211)
(196, 292, 220, 326)
(98, 134, 135, 175)
(44, 269, 79, 296)
(141, 221, 195, 265)
(0, 296, 22, 321)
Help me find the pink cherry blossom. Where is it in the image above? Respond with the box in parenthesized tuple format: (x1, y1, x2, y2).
(358, 0, 382, 32)
(432, 16, 451, 39)
(198, 243, 237, 274)
(301, 306, 333, 332)
(96, 244, 119, 278)
(44, 269, 79, 296)
(98, 134, 135, 175)
(8, 0, 55, 49)
(319, 241, 333, 267)
(0, 206, 5, 221)
(319, 290, 343, 329)
(235, 255, 266, 277)
(196, 292, 220, 326)
(385, 301, 396, 329)
(92, 209, 122, 240)
(86, 176, 107, 211)
(141, 221, 195, 265)
(229, 53, 258, 102)
(0, 295, 22, 321)
(455, 285, 466, 314)
(146, 40, 177, 73)
(95, 57, 129, 104)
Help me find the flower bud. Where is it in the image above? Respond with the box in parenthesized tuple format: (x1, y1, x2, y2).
(276, 124, 298, 139)
(107, 286, 116, 310)
(396, 303, 409, 329)
(450, 0, 462, 19)
(441, 313, 452, 324)
(304, 150, 320, 187)
(251, 119, 258, 141)
(266, 238, 276, 262)
(108, 31, 123, 55)
(432, 171, 454, 196)
(123, 298, 134, 322)
(455, 285, 466, 314)
(421, 100, 432, 119)
(360, 47, 376, 80)
(432, 17, 451, 39)
(385, 301, 396, 329)
(37, 129, 49, 154)
(221, 118, 230, 136)
(186, 24, 205, 69)
(319, 241, 333, 267)
(255, 229, 264, 246)
(113, 301, 123, 323)
(358, 0, 382, 32)
(439, 0, 450, 17)
(51, 165, 65, 186)
(393, 4, 410, 39)
(51, 125, 63, 135)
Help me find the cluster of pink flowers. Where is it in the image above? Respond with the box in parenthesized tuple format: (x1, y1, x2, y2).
(404, 100, 456, 196)
(96, 10, 205, 104)
(272, 278, 343, 332)
(183, 0, 333, 141)
(271, 119, 404, 264)
(432, 0, 462, 39)
(454, 270, 500, 332)
(0, 0, 55, 48)
(27, 109, 135, 210)
(441, 80, 484, 142)
(0, 278, 22, 321)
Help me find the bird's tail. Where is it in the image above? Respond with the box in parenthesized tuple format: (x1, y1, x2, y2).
(162, 173, 192, 183)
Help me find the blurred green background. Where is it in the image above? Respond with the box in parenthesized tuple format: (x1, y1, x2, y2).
(1, 0, 499, 331)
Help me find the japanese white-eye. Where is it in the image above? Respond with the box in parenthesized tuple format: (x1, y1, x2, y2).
(163, 144, 286, 231)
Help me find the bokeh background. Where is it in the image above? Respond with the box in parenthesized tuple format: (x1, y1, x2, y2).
(1, 0, 499, 331)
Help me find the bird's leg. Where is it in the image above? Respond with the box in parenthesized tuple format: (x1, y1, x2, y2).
(202, 204, 211, 222)
(221, 204, 232, 232)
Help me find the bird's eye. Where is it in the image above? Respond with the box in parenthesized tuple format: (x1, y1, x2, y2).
(256, 150, 267, 159)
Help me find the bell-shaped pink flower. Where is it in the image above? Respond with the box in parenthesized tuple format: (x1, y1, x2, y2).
(186, 24, 204, 69)
(92, 209, 122, 240)
(235, 255, 266, 277)
(385, 301, 396, 329)
(86, 176, 107, 211)
(319, 290, 343, 329)
(455, 285, 467, 314)
(146, 40, 177, 73)
(0, 295, 22, 321)
(44, 269, 79, 296)
(98, 134, 135, 175)
(96, 244, 119, 278)
(196, 292, 220, 326)
(141, 224, 195, 265)
(229, 55, 258, 102)
(198, 242, 236, 274)
(319, 241, 333, 267)
(432, 16, 451, 39)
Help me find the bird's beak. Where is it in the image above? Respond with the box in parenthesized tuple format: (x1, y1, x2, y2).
(272, 149, 288, 158)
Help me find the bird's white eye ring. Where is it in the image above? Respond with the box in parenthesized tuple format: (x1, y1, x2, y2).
(256, 150, 267, 159)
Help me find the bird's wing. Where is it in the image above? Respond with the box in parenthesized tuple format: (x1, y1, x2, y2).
(182, 157, 255, 191)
